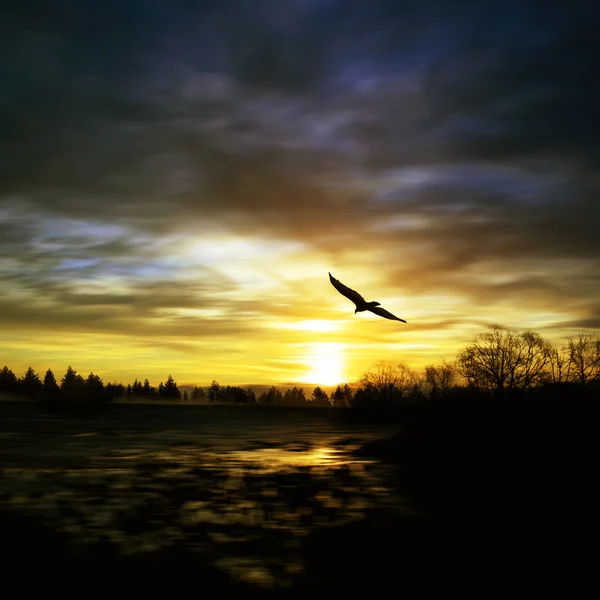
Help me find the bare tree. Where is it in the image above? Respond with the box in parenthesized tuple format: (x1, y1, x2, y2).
(424, 359, 458, 398)
(566, 331, 600, 387)
(511, 331, 552, 390)
(547, 342, 572, 384)
(457, 326, 551, 394)
(360, 360, 419, 398)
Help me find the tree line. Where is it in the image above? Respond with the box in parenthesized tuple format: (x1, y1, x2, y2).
(198, 381, 331, 406)
(1, 326, 598, 411)
(0, 365, 182, 404)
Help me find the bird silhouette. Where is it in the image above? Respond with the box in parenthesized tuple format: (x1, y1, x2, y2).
(329, 272, 407, 323)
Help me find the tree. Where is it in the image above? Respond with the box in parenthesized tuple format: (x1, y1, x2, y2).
(424, 359, 458, 398)
(142, 379, 155, 398)
(246, 387, 256, 404)
(60, 366, 84, 402)
(209, 384, 251, 403)
(350, 361, 421, 415)
(0, 366, 18, 395)
(191, 386, 205, 402)
(84, 372, 105, 403)
(182, 390, 188, 403)
(547, 343, 572, 384)
(331, 383, 353, 409)
(224, 386, 250, 403)
(360, 361, 419, 399)
(258, 386, 283, 404)
(457, 326, 551, 394)
(566, 331, 600, 387)
(105, 382, 125, 401)
(160, 374, 181, 400)
(132, 379, 143, 396)
(19, 366, 42, 399)
(310, 386, 329, 407)
(283, 386, 307, 406)
(208, 380, 222, 403)
(41, 369, 60, 403)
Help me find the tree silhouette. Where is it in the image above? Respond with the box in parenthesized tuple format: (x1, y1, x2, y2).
(361, 361, 418, 399)
(349, 361, 424, 416)
(331, 383, 353, 408)
(85, 372, 105, 403)
(208, 380, 222, 402)
(142, 379, 155, 398)
(566, 331, 600, 387)
(0, 366, 18, 395)
(224, 385, 250, 403)
(191, 386, 205, 401)
(19, 366, 42, 399)
(424, 359, 458, 399)
(547, 342, 572, 384)
(457, 326, 551, 394)
(61, 366, 84, 402)
(310, 386, 329, 406)
(132, 379, 143, 396)
(258, 386, 283, 404)
(160, 374, 181, 400)
(351, 383, 379, 411)
(105, 381, 125, 401)
(41, 369, 60, 403)
(2, 324, 597, 415)
(283, 386, 307, 406)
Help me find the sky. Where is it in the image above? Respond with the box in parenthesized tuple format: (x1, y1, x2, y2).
(1, 0, 598, 388)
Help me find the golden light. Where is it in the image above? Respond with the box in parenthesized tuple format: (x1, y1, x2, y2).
(272, 319, 340, 333)
(301, 342, 346, 386)
(231, 445, 343, 470)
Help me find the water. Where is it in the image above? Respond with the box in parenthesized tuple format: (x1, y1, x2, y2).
(0, 402, 413, 587)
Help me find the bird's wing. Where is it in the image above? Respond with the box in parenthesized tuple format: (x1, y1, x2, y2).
(329, 272, 366, 306)
(368, 305, 407, 323)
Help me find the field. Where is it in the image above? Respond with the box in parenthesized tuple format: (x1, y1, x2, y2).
(0, 401, 423, 591)
(1, 398, 595, 593)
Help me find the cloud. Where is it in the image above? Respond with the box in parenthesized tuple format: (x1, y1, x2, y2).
(1, 0, 598, 382)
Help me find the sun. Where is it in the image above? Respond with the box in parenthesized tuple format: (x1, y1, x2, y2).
(302, 342, 345, 386)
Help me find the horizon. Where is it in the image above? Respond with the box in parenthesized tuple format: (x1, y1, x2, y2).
(2, 1, 597, 387)
(2, 323, 597, 394)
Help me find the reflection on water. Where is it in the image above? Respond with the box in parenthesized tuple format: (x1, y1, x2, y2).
(0, 404, 413, 587)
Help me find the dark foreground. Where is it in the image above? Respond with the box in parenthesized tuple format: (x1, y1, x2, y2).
(1, 399, 597, 593)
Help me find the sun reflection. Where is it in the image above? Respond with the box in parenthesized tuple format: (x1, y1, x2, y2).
(301, 342, 345, 386)
(231, 445, 344, 471)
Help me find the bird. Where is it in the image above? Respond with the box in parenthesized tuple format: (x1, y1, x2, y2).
(329, 272, 407, 323)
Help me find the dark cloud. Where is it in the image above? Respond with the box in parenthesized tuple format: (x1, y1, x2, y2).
(1, 0, 598, 377)
(0, 291, 262, 339)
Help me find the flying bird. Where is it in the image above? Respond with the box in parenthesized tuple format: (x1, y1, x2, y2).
(329, 272, 407, 323)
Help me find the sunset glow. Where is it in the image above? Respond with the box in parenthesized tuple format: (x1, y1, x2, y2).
(301, 343, 346, 387)
(1, 1, 597, 389)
